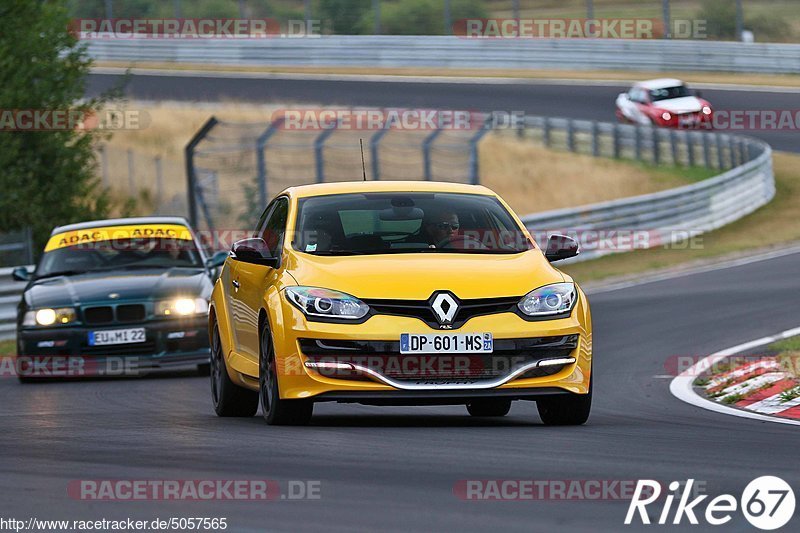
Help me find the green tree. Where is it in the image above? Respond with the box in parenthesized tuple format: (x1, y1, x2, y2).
(374, 0, 487, 35)
(318, 0, 372, 35)
(0, 0, 112, 254)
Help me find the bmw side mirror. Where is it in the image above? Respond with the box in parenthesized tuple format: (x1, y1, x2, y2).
(231, 238, 279, 268)
(11, 267, 31, 282)
(544, 234, 580, 262)
(206, 250, 229, 269)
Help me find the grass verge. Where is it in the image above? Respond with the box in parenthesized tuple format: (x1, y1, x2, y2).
(0, 340, 15, 357)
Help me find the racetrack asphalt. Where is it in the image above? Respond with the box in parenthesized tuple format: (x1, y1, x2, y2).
(2, 249, 799, 531)
(86, 72, 800, 153)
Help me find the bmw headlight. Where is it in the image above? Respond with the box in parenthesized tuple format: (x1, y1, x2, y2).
(156, 298, 209, 317)
(23, 307, 77, 327)
(518, 283, 576, 317)
(285, 287, 369, 320)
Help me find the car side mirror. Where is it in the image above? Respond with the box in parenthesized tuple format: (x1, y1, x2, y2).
(12, 267, 31, 282)
(231, 238, 279, 268)
(205, 250, 229, 269)
(544, 234, 580, 262)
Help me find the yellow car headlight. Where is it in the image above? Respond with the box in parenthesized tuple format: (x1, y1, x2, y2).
(23, 307, 77, 327)
(156, 298, 209, 317)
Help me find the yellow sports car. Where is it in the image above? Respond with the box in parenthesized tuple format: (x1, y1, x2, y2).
(208, 181, 592, 425)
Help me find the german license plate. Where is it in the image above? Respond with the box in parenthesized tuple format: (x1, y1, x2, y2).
(89, 328, 146, 346)
(400, 333, 493, 354)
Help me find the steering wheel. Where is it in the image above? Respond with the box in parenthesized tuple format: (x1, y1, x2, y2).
(435, 234, 488, 250)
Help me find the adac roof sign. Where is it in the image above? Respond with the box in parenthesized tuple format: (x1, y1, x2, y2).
(45, 224, 193, 252)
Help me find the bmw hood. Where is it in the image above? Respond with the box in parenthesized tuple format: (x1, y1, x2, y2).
(285, 250, 565, 300)
(24, 268, 211, 309)
(653, 96, 704, 114)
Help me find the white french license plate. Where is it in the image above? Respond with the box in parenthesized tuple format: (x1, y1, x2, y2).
(89, 328, 146, 346)
(400, 333, 493, 354)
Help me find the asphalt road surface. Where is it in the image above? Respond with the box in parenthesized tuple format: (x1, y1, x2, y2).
(87, 72, 799, 153)
(3, 250, 799, 532)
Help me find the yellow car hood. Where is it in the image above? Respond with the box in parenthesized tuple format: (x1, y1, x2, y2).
(284, 249, 564, 300)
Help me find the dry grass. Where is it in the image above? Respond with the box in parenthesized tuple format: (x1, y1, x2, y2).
(479, 134, 693, 214)
(561, 151, 800, 282)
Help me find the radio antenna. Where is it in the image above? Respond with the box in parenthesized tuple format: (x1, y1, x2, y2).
(360, 138, 367, 181)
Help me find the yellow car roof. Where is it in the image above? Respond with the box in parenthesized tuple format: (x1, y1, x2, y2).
(280, 181, 496, 199)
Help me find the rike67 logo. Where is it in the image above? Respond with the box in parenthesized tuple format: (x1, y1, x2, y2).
(626, 477, 795, 530)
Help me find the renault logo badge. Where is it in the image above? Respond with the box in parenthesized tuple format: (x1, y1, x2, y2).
(430, 292, 459, 325)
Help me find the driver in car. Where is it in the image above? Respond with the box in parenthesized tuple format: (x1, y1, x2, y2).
(422, 210, 460, 247)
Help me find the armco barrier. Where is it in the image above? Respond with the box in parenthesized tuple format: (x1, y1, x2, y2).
(86, 36, 800, 74)
(0, 267, 27, 342)
(519, 118, 774, 262)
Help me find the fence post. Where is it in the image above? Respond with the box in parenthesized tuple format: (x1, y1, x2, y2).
(591, 121, 600, 157)
(25, 226, 34, 265)
(702, 132, 711, 169)
(543, 117, 551, 148)
(728, 135, 738, 167)
(715, 133, 725, 169)
(468, 116, 493, 185)
(370, 122, 391, 180)
(256, 117, 284, 209)
(738, 138, 748, 164)
(686, 132, 696, 167)
(566, 119, 576, 152)
(98, 145, 109, 187)
(315, 121, 339, 183)
(127, 149, 135, 195)
(154, 156, 163, 211)
(184, 116, 218, 228)
(613, 123, 621, 159)
(652, 127, 661, 165)
(635, 126, 643, 161)
(422, 127, 443, 181)
(670, 130, 679, 166)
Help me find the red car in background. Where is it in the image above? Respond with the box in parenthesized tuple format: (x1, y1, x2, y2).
(615, 78, 713, 128)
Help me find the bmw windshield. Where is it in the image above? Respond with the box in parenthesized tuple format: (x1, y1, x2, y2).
(293, 192, 534, 255)
(36, 226, 204, 279)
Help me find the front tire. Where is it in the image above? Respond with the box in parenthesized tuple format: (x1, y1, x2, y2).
(210, 322, 258, 417)
(536, 379, 592, 426)
(466, 399, 511, 417)
(259, 320, 313, 426)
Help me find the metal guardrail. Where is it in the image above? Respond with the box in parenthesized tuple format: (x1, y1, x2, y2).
(86, 36, 800, 74)
(0, 267, 28, 342)
(518, 118, 774, 262)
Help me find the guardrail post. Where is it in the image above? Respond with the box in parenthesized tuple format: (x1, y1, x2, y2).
(155, 155, 163, 210)
(635, 126, 643, 161)
(591, 121, 600, 157)
(670, 130, 679, 166)
(652, 128, 661, 165)
(612, 124, 621, 159)
(738, 139, 748, 164)
(25, 226, 34, 265)
(715, 133, 725, 169)
(127, 149, 135, 195)
(370, 122, 391, 180)
(184, 116, 218, 228)
(543, 117, 551, 148)
(686, 132, 696, 167)
(566, 119, 576, 152)
(702, 132, 711, 169)
(256, 117, 285, 208)
(468, 117, 493, 185)
(315, 120, 339, 183)
(98, 145, 109, 187)
(422, 126, 443, 181)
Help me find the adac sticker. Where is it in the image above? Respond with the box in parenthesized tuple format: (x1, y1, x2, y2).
(44, 224, 193, 252)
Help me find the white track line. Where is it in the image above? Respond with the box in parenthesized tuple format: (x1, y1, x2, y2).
(670, 326, 800, 426)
